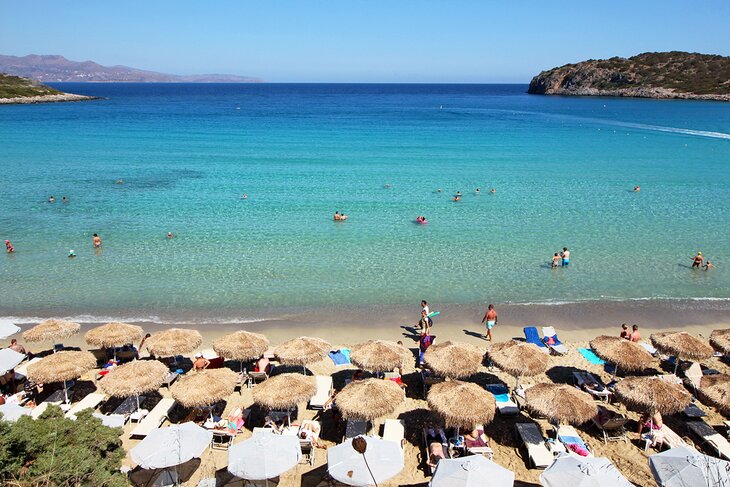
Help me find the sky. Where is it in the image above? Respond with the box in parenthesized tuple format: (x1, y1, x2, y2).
(1, 1, 728, 83)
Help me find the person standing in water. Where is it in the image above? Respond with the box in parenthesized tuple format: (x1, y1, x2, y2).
(551, 253, 560, 269)
(691, 252, 704, 268)
(561, 247, 570, 267)
(92, 233, 102, 248)
(5, 240, 14, 253)
(480, 304, 498, 341)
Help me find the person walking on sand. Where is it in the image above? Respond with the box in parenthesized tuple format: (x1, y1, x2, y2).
(561, 247, 570, 267)
(92, 233, 102, 248)
(630, 324, 641, 342)
(691, 252, 704, 268)
(421, 300, 430, 317)
(481, 304, 498, 341)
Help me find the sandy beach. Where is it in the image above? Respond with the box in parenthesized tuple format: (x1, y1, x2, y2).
(4, 299, 730, 486)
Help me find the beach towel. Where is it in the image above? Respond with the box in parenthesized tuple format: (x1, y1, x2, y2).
(524, 327, 549, 350)
(579, 348, 605, 365)
(487, 385, 510, 402)
(328, 348, 351, 366)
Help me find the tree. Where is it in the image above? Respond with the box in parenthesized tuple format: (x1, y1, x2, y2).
(0, 405, 128, 486)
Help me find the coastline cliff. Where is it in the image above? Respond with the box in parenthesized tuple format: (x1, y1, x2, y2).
(0, 73, 97, 105)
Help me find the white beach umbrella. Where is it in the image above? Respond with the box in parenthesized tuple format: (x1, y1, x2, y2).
(0, 348, 26, 374)
(0, 319, 20, 339)
(0, 403, 32, 422)
(328, 436, 403, 486)
(540, 455, 633, 487)
(430, 455, 514, 487)
(649, 446, 730, 486)
(131, 422, 212, 469)
(227, 429, 302, 480)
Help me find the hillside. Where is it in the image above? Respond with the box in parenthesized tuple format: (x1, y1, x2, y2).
(0, 54, 262, 83)
(0, 73, 96, 104)
(528, 52, 730, 101)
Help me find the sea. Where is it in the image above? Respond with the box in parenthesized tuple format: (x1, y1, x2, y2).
(1, 83, 729, 324)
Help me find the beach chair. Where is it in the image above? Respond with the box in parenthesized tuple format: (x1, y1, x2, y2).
(65, 393, 106, 419)
(523, 327, 550, 354)
(309, 375, 333, 410)
(591, 405, 628, 443)
(486, 384, 519, 416)
(344, 419, 369, 441)
(572, 371, 612, 402)
(423, 426, 451, 475)
(297, 419, 321, 466)
(639, 342, 658, 356)
(514, 423, 553, 469)
(420, 369, 445, 399)
(162, 371, 179, 389)
(14, 357, 42, 378)
(687, 420, 730, 460)
(382, 419, 406, 450)
(111, 395, 146, 424)
(464, 424, 494, 459)
(556, 425, 593, 458)
(130, 398, 176, 439)
(643, 423, 687, 451)
(30, 401, 50, 419)
(682, 362, 703, 393)
(247, 369, 270, 388)
(541, 326, 568, 355)
(92, 412, 125, 428)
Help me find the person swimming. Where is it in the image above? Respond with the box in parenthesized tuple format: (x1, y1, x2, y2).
(416, 216, 428, 224)
(339, 211, 347, 221)
(5, 240, 14, 253)
(62, 196, 68, 203)
(475, 188, 480, 194)
(167, 232, 174, 239)
(242, 194, 248, 199)
(453, 195, 461, 202)
(49, 196, 55, 203)
(705, 260, 715, 270)
(437, 188, 442, 193)
(334, 211, 340, 221)
(68, 249, 76, 258)
(634, 186, 641, 192)
(93, 233, 102, 248)
(490, 188, 496, 194)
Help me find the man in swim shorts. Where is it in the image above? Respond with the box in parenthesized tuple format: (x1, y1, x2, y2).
(561, 247, 570, 267)
(93, 233, 102, 248)
(481, 304, 498, 341)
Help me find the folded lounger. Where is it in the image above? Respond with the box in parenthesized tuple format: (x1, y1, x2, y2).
(524, 327, 550, 354)
(487, 384, 519, 416)
(542, 326, 568, 355)
(130, 398, 176, 439)
(309, 375, 333, 410)
(515, 422, 553, 469)
(65, 393, 106, 419)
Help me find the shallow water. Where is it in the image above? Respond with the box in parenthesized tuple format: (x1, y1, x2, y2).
(1, 83, 728, 320)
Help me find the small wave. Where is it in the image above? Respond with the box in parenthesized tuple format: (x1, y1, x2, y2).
(613, 122, 730, 140)
(504, 296, 730, 306)
(0, 315, 270, 326)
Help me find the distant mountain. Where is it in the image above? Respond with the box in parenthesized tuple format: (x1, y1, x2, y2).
(0, 54, 262, 83)
(528, 51, 730, 101)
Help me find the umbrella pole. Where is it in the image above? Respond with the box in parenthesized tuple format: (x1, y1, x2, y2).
(136, 394, 140, 411)
(674, 357, 679, 376)
(63, 380, 69, 404)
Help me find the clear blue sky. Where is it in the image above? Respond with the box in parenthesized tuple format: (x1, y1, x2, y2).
(1, 0, 728, 82)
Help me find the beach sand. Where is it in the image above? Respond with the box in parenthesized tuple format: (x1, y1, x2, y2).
(5, 301, 730, 486)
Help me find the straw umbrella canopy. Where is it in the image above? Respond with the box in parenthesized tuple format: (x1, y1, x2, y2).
(487, 341, 548, 389)
(85, 322, 144, 360)
(252, 373, 317, 411)
(590, 335, 653, 377)
(145, 328, 202, 357)
(335, 378, 404, 421)
(212, 331, 269, 371)
(273, 336, 330, 372)
(350, 340, 409, 373)
(26, 351, 96, 403)
(423, 341, 484, 379)
(613, 377, 691, 418)
(171, 368, 238, 408)
(22, 319, 80, 344)
(525, 383, 597, 425)
(710, 329, 730, 355)
(427, 380, 496, 429)
(650, 332, 714, 374)
(698, 374, 730, 414)
(99, 359, 169, 410)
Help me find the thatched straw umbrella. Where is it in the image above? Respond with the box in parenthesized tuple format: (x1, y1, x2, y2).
(335, 378, 404, 421)
(710, 329, 730, 355)
(145, 328, 203, 357)
(85, 322, 144, 360)
(273, 337, 330, 373)
(422, 341, 484, 379)
(26, 351, 96, 403)
(212, 331, 270, 372)
(252, 373, 317, 411)
(22, 319, 80, 345)
(350, 340, 409, 373)
(590, 335, 653, 378)
(613, 377, 691, 429)
(487, 341, 548, 389)
(698, 374, 730, 414)
(427, 380, 496, 432)
(99, 359, 169, 411)
(650, 332, 714, 374)
(525, 383, 597, 425)
(171, 368, 238, 415)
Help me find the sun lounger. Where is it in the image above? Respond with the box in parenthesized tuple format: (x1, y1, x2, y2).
(423, 427, 451, 475)
(643, 423, 687, 451)
(130, 398, 176, 439)
(464, 424, 494, 459)
(14, 357, 41, 377)
(309, 375, 333, 409)
(639, 342, 658, 356)
(591, 405, 628, 443)
(92, 412, 125, 428)
(246, 370, 270, 387)
(487, 384, 519, 416)
(573, 371, 612, 402)
(556, 425, 593, 458)
(682, 362, 703, 393)
(112, 395, 146, 421)
(420, 369, 445, 399)
(524, 327, 550, 354)
(162, 371, 179, 389)
(65, 393, 106, 419)
(30, 401, 50, 419)
(382, 419, 405, 450)
(542, 326, 568, 355)
(344, 419, 369, 441)
(687, 420, 730, 460)
(515, 423, 553, 469)
(296, 419, 321, 466)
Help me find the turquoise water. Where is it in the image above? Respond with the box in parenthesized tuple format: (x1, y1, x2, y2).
(1, 83, 729, 320)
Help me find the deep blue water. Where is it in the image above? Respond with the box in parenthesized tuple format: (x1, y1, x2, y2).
(1, 83, 729, 320)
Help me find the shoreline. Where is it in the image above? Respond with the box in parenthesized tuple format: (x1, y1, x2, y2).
(0, 93, 99, 105)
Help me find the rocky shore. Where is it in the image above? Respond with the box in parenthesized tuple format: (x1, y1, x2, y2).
(529, 85, 730, 102)
(0, 92, 99, 104)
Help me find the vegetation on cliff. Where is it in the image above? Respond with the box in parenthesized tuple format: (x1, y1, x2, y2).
(529, 52, 730, 100)
(0, 73, 62, 99)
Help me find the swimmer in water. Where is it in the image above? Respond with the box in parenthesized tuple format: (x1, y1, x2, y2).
(456, 191, 462, 197)
(167, 232, 174, 239)
(242, 194, 248, 199)
(691, 252, 704, 269)
(5, 240, 14, 253)
(437, 188, 442, 193)
(340, 211, 347, 221)
(68, 249, 76, 258)
(384, 184, 392, 188)
(634, 186, 641, 192)
(475, 188, 480, 194)
(490, 188, 496, 194)
(453, 196, 461, 202)
(704, 260, 715, 270)
(93, 233, 102, 248)
(49, 196, 55, 203)
(334, 211, 341, 221)
(115, 179, 124, 184)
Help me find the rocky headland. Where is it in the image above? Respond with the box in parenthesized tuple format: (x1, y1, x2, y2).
(0, 73, 98, 105)
(528, 51, 730, 101)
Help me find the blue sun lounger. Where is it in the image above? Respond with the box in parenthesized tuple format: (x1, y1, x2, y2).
(523, 327, 550, 354)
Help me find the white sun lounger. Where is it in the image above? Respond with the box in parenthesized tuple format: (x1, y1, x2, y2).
(687, 421, 730, 460)
(382, 419, 405, 450)
(515, 423, 553, 469)
(309, 375, 333, 409)
(93, 412, 126, 428)
(683, 362, 703, 392)
(14, 357, 42, 377)
(487, 384, 520, 415)
(65, 393, 106, 419)
(542, 327, 568, 356)
(639, 342, 658, 356)
(130, 398, 176, 439)
(30, 401, 50, 419)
